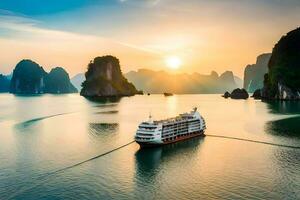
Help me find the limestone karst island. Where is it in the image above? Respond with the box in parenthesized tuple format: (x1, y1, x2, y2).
(80, 56, 141, 97)
(0, 1, 299, 200)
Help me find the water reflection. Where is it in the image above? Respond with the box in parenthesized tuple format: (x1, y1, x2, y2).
(94, 110, 118, 114)
(264, 100, 300, 114)
(134, 147, 162, 181)
(134, 137, 203, 182)
(93, 104, 118, 108)
(88, 123, 119, 136)
(265, 116, 300, 137)
(263, 101, 300, 138)
(84, 96, 122, 103)
(13, 94, 44, 97)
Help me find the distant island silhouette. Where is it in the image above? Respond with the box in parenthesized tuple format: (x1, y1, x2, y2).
(9, 59, 77, 94)
(125, 69, 241, 94)
(0, 74, 10, 92)
(243, 53, 271, 93)
(71, 69, 242, 94)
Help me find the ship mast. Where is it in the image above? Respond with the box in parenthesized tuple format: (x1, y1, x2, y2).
(148, 112, 153, 123)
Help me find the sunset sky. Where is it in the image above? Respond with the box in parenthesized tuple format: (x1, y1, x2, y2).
(0, 0, 299, 78)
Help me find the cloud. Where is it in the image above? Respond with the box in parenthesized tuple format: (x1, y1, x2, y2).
(119, 0, 161, 6)
(0, 11, 162, 75)
(0, 9, 162, 56)
(0, 13, 151, 53)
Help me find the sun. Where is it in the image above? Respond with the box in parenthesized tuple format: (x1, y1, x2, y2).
(165, 56, 182, 69)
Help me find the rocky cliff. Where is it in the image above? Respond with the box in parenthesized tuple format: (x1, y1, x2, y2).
(125, 69, 240, 94)
(10, 60, 47, 94)
(0, 74, 10, 92)
(10, 59, 77, 94)
(45, 67, 77, 93)
(262, 27, 300, 100)
(243, 53, 271, 92)
(80, 56, 140, 97)
(223, 88, 249, 99)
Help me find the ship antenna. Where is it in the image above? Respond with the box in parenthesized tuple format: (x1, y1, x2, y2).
(148, 111, 153, 123)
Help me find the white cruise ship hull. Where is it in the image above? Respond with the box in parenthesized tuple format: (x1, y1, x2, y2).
(136, 130, 205, 148)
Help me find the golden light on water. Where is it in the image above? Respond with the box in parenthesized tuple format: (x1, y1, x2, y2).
(165, 56, 182, 69)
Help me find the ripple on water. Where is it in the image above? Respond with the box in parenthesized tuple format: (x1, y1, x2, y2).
(265, 116, 300, 138)
(94, 110, 118, 114)
(88, 123, 119, 137)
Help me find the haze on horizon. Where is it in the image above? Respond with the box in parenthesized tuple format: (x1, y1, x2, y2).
(0, 0, 299, 77)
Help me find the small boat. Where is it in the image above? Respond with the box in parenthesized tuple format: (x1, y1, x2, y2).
(164, 92, 173, 96)
(135, 108, 206, 148)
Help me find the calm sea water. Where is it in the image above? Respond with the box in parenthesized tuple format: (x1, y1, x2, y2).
(0, 94, 299, 200)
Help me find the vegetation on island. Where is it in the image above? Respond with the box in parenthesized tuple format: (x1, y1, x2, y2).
(262, 27, 300, 99)
(10, 60, 46, 94)
(45, 67, 77, 93)
(80, 55, 141, 97)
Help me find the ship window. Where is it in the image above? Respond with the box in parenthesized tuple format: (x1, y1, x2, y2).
(139, 126, 156, 130)
(137, 133, 153, 136)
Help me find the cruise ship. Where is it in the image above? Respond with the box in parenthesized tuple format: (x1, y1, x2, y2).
(135, 108, 206, 147)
